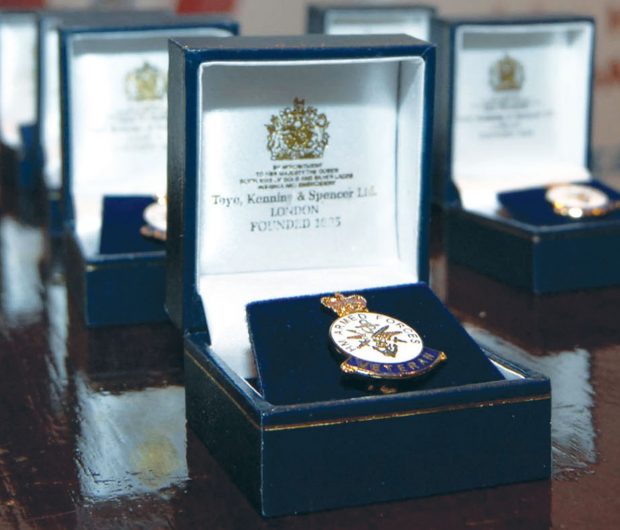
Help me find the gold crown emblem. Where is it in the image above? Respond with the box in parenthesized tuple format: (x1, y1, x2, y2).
(489, 54, 524, 92)
(321, 293, 368, 318)
(266, 98, 329, 161)
(125, 62, 167, 101)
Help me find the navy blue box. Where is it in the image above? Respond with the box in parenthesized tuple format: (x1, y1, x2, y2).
(59, 17, 238, 327)
(16, 123, 46, 227)
(0, 143, 18, 216)
(434, 17, 619, 293)
(307, 4, 436, 42)
(35, 11, 156, 235)
(167, 34, 551, 516)
(38, 10, 169, 227)
(36, 10, 236, 239)
(0, 10, 38, 218)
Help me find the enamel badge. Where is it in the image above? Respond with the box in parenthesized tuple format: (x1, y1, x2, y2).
(545, 183, 620, 219)
(321, 293, 446, 380)
(140, 195, 167, 241)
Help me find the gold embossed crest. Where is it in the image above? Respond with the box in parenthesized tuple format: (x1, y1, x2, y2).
(489, 54, 524, 92)
(321, 293, 368, 317)
(125, 62, 167, 101)
(266, 98, 329, 160)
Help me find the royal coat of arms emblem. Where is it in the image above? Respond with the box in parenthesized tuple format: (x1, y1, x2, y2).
(266, 98, 329, 160)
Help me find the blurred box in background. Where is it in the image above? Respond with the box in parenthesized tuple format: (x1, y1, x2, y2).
(236, 0, 620, 190)
(15, 0, 619, 189)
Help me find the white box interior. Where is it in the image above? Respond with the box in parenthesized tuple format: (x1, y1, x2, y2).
(197, 56, 427, 378)
(65, 28, 231, 256)
(0, 14, 37, 148)
(324, 8, 432, 41)
(451, 21, 594, 215)
(41, 23, 62, 189)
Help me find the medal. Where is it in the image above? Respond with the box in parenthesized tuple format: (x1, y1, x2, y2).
(140, 195, 167, 241)
(546, 184, 620, 219)
(321, 293, 446, 380)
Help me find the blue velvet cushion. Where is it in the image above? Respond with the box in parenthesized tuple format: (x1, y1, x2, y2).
(247, 283, 504, 405)
(498, 181, 620, 226)
(99, 195, 164, 255)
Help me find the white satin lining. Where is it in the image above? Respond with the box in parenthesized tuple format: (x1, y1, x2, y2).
(64, 28, 232, 256)
(41, 28, 61, 189)
(196, 56, 427, 378)
(451, 21, 594, 215)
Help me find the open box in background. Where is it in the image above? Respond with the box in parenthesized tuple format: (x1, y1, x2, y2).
(0, 10, 38, 219)
(35, 9, 198, 238)
(307, 3, 436, 42)
(434, 16, 620, 293)
(59, 15, 238, 327)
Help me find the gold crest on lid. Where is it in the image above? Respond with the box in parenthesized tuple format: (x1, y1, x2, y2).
(266, 98, 329, 160)
(321, 293, 368, 317)
(489, 54, 524, 92)
(125, 62, 167, 101)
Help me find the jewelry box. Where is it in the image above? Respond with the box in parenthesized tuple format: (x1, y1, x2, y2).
(60, 17, 237, 326)
(167, 34, 551, 516)
(37, 10, 169, 237)
(0, 10, 37, 219)
(307, 4, 436, 41)
(435, 17, 620, 293)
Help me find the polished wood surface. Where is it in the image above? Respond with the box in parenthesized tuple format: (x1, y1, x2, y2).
(0, 211, 618, 529)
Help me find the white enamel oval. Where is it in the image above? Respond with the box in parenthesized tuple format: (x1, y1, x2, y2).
(546, 184, 608, 210)
(143, 200, 167, 232)
(329, 311, 423, 364)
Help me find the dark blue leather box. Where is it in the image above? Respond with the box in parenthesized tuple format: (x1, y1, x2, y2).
(37, 11, 157, 237)
(59, 17, 238, 327)
(16, 124, 45, 227)
(167, 34, 551, 516)
(307, 3, 436, 41)
(36, 10, 237, 242)
(434, 17, 620, 293)
(0, 11, 38, 219)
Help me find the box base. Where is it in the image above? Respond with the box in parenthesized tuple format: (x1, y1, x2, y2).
(0, 144, 19, 216)
(446, 207, 620, 293)
(64, 231, 168, 327)
(184, 336, 551, 517)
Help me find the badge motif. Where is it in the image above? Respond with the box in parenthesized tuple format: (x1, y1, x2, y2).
(125, 62, 167, 102)
(545, 184, 620, 218)
(489, 54, 524, 92)
(140, 195, 167, 241)
(266, 98, 329, 160)
(321, 293, 446, 380)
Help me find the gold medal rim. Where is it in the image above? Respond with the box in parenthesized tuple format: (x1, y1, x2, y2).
(545, 184, 612, 218)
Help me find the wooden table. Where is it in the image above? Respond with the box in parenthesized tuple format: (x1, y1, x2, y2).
(0, 211, 618, 529)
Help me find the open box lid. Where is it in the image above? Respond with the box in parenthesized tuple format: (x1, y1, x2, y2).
(167, 34, 435, 378)
(37, 10, 234, 191)
(308, 4, 436, 41)
(446, 16, 595, 215)
(38, 10, 168, 191)
(59, 19, 237, 257)
(0, 11, 37, 150)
